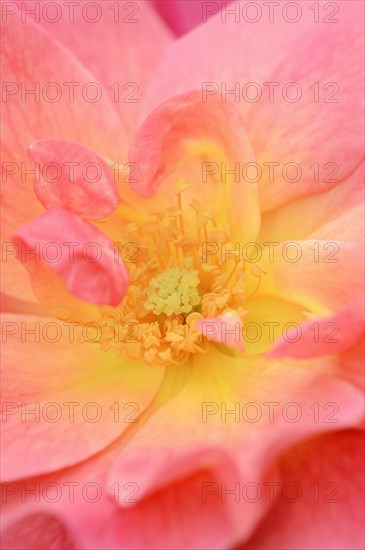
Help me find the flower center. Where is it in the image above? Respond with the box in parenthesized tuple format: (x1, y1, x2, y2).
(97, 179, 264, 366)
(144, 261, 201, 316)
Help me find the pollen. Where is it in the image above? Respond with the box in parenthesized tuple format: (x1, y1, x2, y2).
(144, 261, 201, 316)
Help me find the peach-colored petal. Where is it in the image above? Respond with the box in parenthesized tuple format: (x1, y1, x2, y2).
(338, 337, 365, 392)
(0, 314, 165, 480)
(258, 163, 364, 242)
(242, 430, 365, 550)
(260, 240, 364, 315)
(0, 255, 38, 306)
(13, 209, 129, 306)
(1, 445, 239, 550)
(1, 13, 126, 177)
(29, 140, 119, 220)
(242, 297, 306, 357)
(308, 202, 365, 245)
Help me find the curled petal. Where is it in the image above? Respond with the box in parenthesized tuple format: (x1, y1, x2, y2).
(105, 351, 364, 547)
(196, 311, 244, 352)
(267, 302, 365, 359)
(29, 140, 119, 220)
(243, 430, 365, 550)
(128, 90, 260, 242)
(13, 208, 129, 306)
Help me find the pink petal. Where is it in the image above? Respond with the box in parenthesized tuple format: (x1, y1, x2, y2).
(1, 354, 363, 549)
(151, 0, 231, 36)
(128, 90, 260, 242)
(144, 1, 364, 210)
(22, 0, 172, 135)
(1, 13, 127, 303)
(196, 311, 244, 352)
(1, 452, 238, 550)
(105, 351, 363, 547)
(29, 140, 119, 220)
(338, 337, 365, 392)
(13, 209, 129, 306)
(267, 303, 365, 359)
(0, 514, 75, 550)
(259, 162, 365, 242)
(243, 430, 365, 550)
(309, 201, 364, 245)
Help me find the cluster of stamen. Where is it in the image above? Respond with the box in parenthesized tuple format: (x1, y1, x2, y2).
(95, 180, 263, 366)
(144, 260, 201, 316)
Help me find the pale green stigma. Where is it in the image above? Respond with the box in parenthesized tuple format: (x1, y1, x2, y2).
(144, 259, 201, 316)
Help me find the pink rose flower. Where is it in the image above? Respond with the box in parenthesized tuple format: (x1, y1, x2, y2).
(1, 1, 364, 548)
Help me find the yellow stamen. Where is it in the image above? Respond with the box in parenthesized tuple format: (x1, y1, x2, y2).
(144, 263, 201, 317)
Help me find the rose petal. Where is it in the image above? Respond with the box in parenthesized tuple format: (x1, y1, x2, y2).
(144, 1, 364, 210)
(151, 0, 231, 36)
(0, 314, 165, 480)
(25, 0, 173, 135)
(1, 355, 363, 549)
(105, 351, 364, 545)
(260, 240, 364, 315)
(1, 13, 127, 302)
(196, 311, 244, 352)
(29, 140, 119, 220)
(242, 430, 365, 550)
(267, 304, 365, 359)
(259, 162, 364, 242)
(0, 514, 75, 550)
(13, 209, 129, 306)
(338, 337, 365, 392)
(128, 90, 260, 242)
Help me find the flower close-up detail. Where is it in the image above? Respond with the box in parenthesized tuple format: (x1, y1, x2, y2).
(1, 1, 364, 549)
